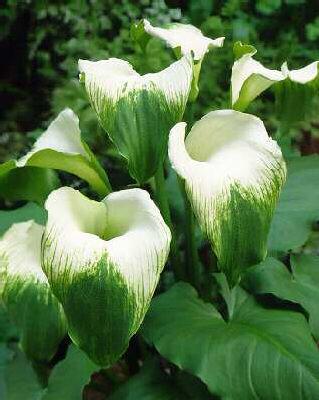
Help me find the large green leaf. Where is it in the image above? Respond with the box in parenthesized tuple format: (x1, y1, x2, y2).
(42, 345, 97, 400)
(268, 155, 319, 253)
(109, 359, 184, 400)
(244, 254, 319, 338)
(3, 349, 43, 400)
(0, 167, 59, 204)
(0, 203, 46, 236)
(109, 359, 212, 400)
(142, 282, 319, 399)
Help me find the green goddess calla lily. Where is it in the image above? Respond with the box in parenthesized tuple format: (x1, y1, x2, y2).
(41, 187, 171, 366)
(0, 108, 111, 199)
(231, 43, 319, 124)
(0, 221, 67, 362)
(169, 110, 286, 286)
(141, 19, 225, 101)
(78, 56, 192, 183)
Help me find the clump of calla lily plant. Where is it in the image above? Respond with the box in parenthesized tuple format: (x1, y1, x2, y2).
(1, 15, 319, 400)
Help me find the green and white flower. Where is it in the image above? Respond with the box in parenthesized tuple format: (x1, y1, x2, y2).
(169, 110, 286, 286)
(0, 108, 110, 198)
(0, 221, 67, 361)
(141, 19, 225, 101)
(79, 56, 192, 183)
(42, 187, 171, 366)
(142, 19, 224, 61)
(231, 45, 284, 111)
(231, 43, 319, 121)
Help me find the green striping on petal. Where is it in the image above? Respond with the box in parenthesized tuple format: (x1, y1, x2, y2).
(0, 221, 67, 362)
(169, 110, 286, 286)
(42, 187, 171, 366)
(78, 56, 192, 183)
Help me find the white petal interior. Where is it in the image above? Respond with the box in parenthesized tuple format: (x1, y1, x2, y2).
(231, 54, 284, 106)
(44, 187, 171, 295)
(170, 110, 283, 191)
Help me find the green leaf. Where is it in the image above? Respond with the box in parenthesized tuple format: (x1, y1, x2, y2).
(142, 282, 319, 399)
(42, 345, 96, 400)
(268, 155, 319, 253)
(244, 255, 319, 338)
(109, 359, 184, 400)
(3, 349, 43, 400)
(0, 167, 60, 204)
(0, 203, 46, 237)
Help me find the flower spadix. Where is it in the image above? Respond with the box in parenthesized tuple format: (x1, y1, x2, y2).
(141, 19, 224, 101)
(231, 42, 319, 120)
(0, 221, 67, 361)
(0, 109, 110, 199)
(169, 110, 286, 286)
(42, 187, 171, 366)
(79, 56, 192, 183)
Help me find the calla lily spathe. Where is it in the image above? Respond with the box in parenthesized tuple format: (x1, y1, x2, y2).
(141, 19, 225, 101)
(0, 221, 67, 361)
(142, 19, 225, 61)
(0, 109, 111, 197)
(79, 56, 192, 183)
(41, 187, 171, 366)
(231, 44, 319, 121)
(169, 110, 286, 286)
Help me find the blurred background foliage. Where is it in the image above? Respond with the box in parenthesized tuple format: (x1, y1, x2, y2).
(1, 0, 319, 177)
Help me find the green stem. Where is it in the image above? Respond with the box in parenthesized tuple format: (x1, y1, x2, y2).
(179, 179, 201, 289)
(154, 163, 183, 280)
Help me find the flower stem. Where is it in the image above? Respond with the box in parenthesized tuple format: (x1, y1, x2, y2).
(179, 179, 201, 289)
(154, 163, 183, 280)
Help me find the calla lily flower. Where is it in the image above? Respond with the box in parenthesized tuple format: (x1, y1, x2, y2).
(169, 110, 286, 286)
(0, 109, 110, 199)
(141, 19, 225, 101)
(231, 45, 284, 111)
(142, 19, 225, 61)
(231, 43, 319, 121)
(79, 56, 192, 183)
(42, 187, 171, 366)
(0, 221, 67, 361)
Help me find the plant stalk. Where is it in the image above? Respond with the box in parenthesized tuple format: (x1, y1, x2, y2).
(154, 163, 183, 280)
(179, 179, 201, 289)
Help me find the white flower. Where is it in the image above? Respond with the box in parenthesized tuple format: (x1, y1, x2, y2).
(79, 56, 192, 183)
(42, 187, 171, 366)
(0, 221, 67, 361)
(169, 110, 286, 285)
(231, 45, 319, 114)
(143, 19, 224, 61)
(0, 109, 110, 196)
